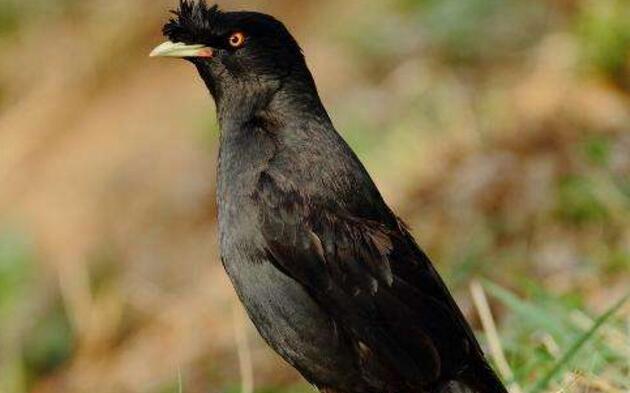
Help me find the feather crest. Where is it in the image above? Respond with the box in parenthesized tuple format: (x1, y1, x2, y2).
(163, 0, 223, 43)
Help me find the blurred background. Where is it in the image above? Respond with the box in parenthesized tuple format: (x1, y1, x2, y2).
(0, 0, 628, 392)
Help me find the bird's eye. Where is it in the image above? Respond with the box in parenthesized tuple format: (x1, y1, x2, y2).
(228, 32, 246, 48)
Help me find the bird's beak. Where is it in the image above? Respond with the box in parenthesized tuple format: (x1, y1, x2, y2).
(149, 41, 214, 58)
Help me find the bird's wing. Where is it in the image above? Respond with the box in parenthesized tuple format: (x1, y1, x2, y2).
(253, 171, 479, 385)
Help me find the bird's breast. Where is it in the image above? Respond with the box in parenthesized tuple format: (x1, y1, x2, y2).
(221, 251, 363, 388)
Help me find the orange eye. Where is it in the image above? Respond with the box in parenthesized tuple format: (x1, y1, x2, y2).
(228, 32, 246, 48)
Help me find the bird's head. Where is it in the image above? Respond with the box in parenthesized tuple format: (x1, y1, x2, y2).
(151, 1, 310, 104)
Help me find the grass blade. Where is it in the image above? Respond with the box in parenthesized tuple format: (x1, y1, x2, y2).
(529, 294, 628, 393)
(483, 281, 568, 338)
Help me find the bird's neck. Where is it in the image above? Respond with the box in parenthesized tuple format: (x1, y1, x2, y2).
(215, 68, 330, 131)
(214, 68, 334, 207)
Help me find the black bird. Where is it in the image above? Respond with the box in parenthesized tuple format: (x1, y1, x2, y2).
(151, 2, 508, 392)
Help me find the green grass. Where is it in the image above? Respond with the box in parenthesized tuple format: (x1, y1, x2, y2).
(530, 293, 628, 393)
(575, 0, 630, 85)
(0, 229, 35, 393)
(0, 229, 74, 393)
(483, 281, 628, 392)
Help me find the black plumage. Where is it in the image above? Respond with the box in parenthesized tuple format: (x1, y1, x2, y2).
(154, 2, 508, 392)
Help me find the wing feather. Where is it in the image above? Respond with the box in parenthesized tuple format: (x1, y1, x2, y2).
(254, 171, 479, 386)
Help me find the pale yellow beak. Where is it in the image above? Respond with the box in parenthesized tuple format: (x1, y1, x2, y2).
(149, 41, 214, 58)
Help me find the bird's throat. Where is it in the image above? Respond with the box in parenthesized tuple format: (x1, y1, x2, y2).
(195, 61, 328, 132)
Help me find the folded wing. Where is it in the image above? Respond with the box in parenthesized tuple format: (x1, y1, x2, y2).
(254, 171, 487, 389)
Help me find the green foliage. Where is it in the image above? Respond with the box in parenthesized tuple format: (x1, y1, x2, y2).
(0, 229, 74, 389)
(334, 1, 419, 74)
(0, 1, 19, 37)
(156, 370, 184, 393)
(0, 82, 6, 110)
(22, 302, 75, 380)
(575, 0, 630, 85)
(530, 294, 628, 393)
(583, 134, 613, 167)
(556, 175, 608, 224)
(0, 230, 34, 393)
(0, 0, 81, 39)
(338, 116, 382, 158)
(403, 0, 552, 65)
(484, 281, 628, 391)
(0, 230, 33, 320)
